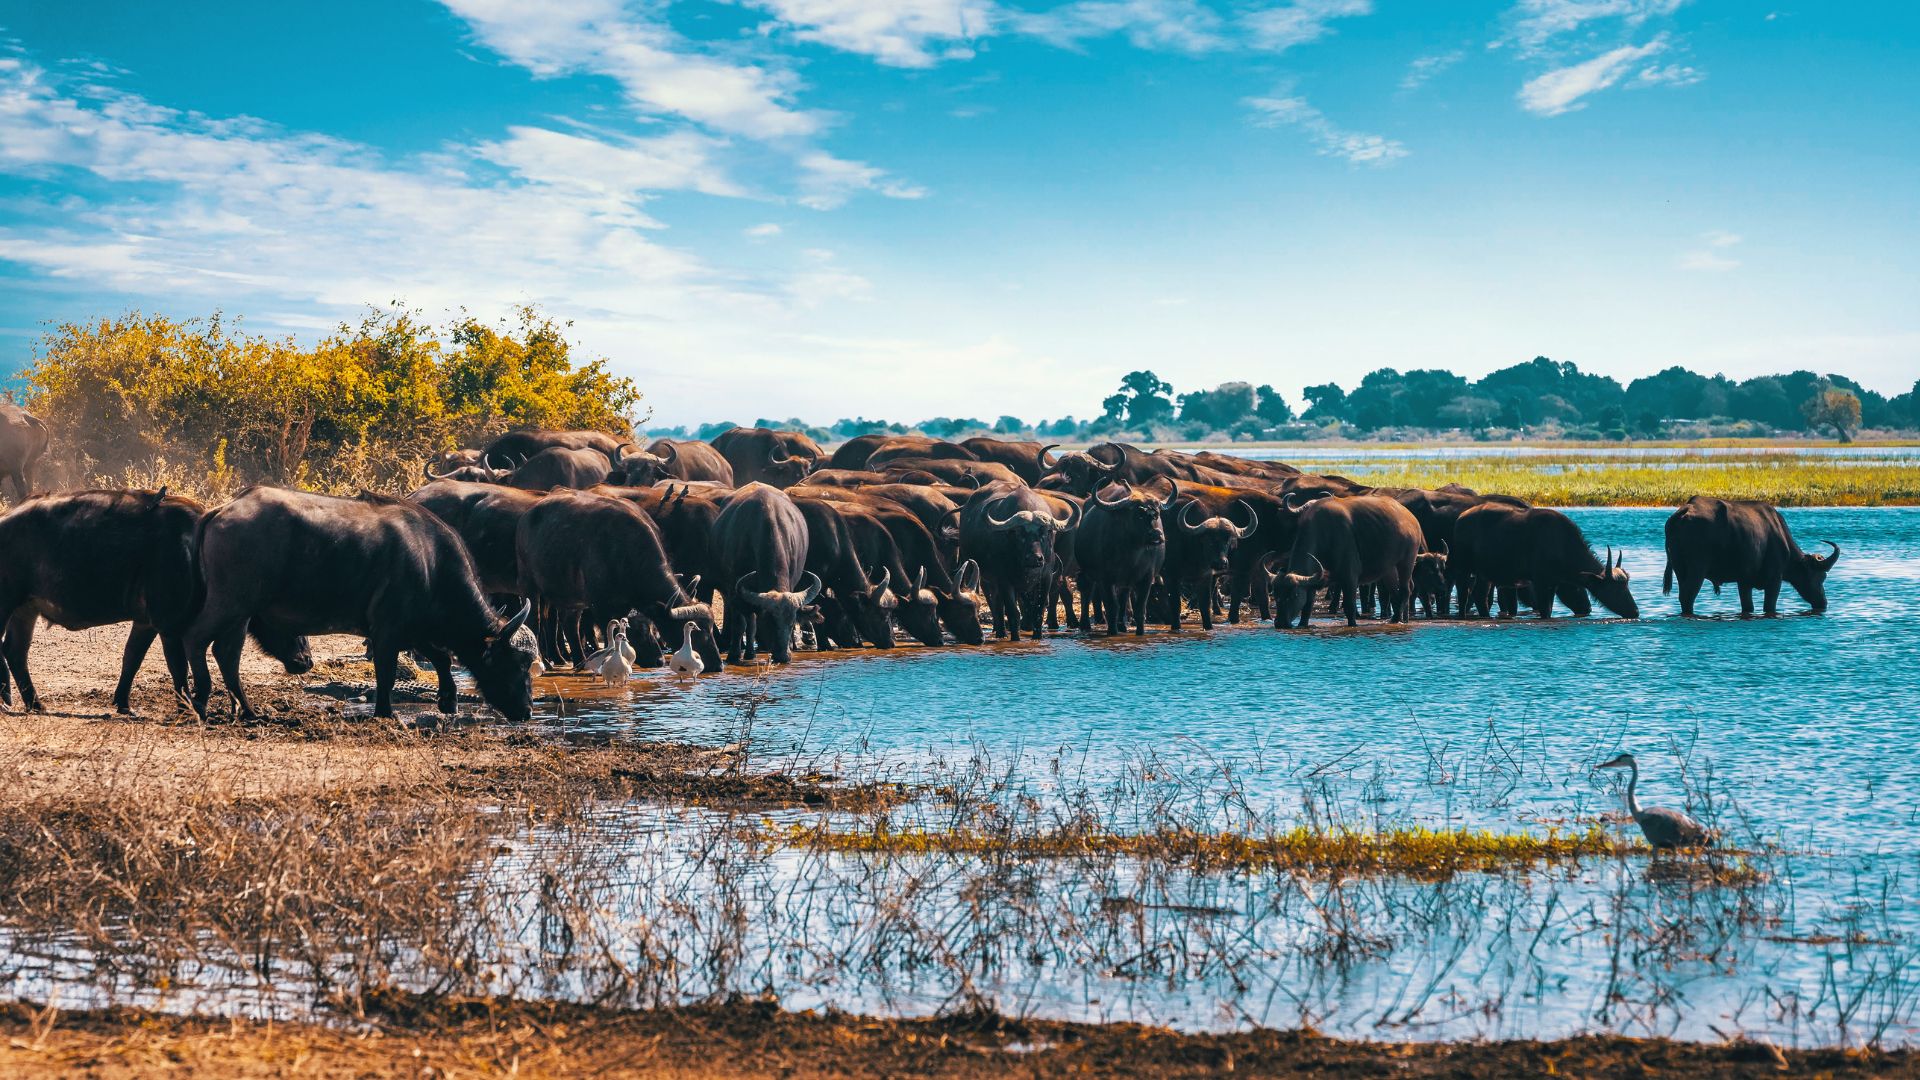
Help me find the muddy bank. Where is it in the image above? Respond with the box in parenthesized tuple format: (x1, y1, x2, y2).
(2, 996, 1911, 1079)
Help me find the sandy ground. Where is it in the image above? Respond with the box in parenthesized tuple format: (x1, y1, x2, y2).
(3, 997, 1912, 1079)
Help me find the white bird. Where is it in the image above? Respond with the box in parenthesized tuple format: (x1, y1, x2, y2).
(597, 628, 634, 687)
(581, 617, 637, 675)
(1595, 751, 1714, 849)
(668, 622, 705, 678)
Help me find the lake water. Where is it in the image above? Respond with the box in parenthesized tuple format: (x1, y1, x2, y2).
(526, 506, 1920, 1045)
(1175, 444, 1920, 462)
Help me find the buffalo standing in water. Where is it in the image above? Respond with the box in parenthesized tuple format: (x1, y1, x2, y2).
(1451, 503, 1638, 619)
(186, 487, 537, 722)
(1268, 494, 1423, 627)
(1074, 479, 1174, 636)
(1662, 495, 1839, 615)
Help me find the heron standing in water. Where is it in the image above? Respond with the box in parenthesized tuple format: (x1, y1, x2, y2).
(1595, 751, 1714, 849)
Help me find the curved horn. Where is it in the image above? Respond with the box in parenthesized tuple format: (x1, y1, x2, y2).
(914, 565, 927, 594)
(1053, 495, 1083, 531)
(1231, 499, 1259, 540)
(1819, 540, 1840, 566)
(1159, 479, 1179, 510)
(1179, 499, 1206, 534)
(1305, 553, 1329, 583)
(1036, 443, 1060, 473)
(612, 443, 626, 469)
(1284, 490, 1306, 513)
(659, 441, 678, 465)
(485, 453, 511, 477)
(1441, 539, 1450, 558)
(769, 440, 791, 464)
(798, 571, 824, 605)
(495, 598, 532, 641)
(985, 500, 1022, 529)
(872, 566, 891, 595)
(426, 460, 446, 481)
(960, 558, 982, 593)
(1093, 480, 1133, 509)
(735, 571, 769, 610)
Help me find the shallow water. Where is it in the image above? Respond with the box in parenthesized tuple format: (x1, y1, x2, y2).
(1197, 445, 1920, 462)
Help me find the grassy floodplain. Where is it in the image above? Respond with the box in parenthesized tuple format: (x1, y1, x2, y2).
(1138, 441, 1920, 506)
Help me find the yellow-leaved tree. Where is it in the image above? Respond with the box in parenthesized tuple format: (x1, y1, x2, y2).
(24, 305, 642, 498)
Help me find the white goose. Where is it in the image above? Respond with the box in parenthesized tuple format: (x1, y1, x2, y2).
(668, 622, 705, 678)
(582, 617, 637, 675)
(597, 627, 634, 687)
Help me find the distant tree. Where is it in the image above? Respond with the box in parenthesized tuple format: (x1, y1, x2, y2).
(695, 420, 738, 441)
(1253, 384, 1294, 425)
(1890, 379, 1920, 430)
(1625, 366, 1731, 422)
(1037, 415, 1081, 437)
(1301, 382, 1347, 422)
(831, 416, 891, 438)
(1595, 403, 1628, 440)
(1632, 409, 1663, 438)
(1802, 385, 1862, 443)
(1176, 381, 1256, 430)
(1437, 395, 1501, 431)
(993, 414, 1026, 435)
(1100, 370, 1174, 428)
(1476, 356, 1621, 428)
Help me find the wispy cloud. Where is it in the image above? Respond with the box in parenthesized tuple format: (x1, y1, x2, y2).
(1632, 62, 1703, 87)
(1241, 0, 1373, 53)
(1013, 0, 1227, 54)
(1677, 229, 1741, 271)
(1517, 37, 1665, 115)
(1245, 93, 1407, 165)
(1502, 0, 1687, 56)
(744, 222, 783, 239)
(1400, 49, 1464, 91)
(745, 0, 994, 68)
(795, 151, 929, 210)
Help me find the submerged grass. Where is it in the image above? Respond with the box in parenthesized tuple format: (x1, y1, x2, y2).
(1331, 457, 1920, 506)
(758, 820, 1643, 877)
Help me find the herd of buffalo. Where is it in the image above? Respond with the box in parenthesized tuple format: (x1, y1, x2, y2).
(0, 412, 1843, 724)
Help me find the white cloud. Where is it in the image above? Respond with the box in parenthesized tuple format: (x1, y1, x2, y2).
(442, 0, 820, 140)
(1400, 49, 1465, 91)
(746, 0, 995, 67)
(1012, 0, 1227, 54)
(475, 126, 745, 224)
(1242, 0, 1373, 53)
(1677, 230, 1741, 271)
(745, 222, 783, 238)
(1632, 62, 1703, 87)
(1517, 38, 1665, 115)
(1245, 93, 1407, 164)
(1503, 0, 1687, 55)
(795, 151, 928, 210)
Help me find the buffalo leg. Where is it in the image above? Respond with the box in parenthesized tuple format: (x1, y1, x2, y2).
(159, 634, 190, 708)
(1763, 580, 1782, 616)
(1199, 575, 1214, 631)
(210, 625, 255, 722)
(425, 649, 457, 713)
(112, 623, 161, 714)
(1677, 575, 1703, 617)
(1342, 577, 1360, 627)
(370, 645, 399, 719)
(2, 609, 41, 712)
(1132, 582, 1150, 635)
(1738, 585, 1755, 616)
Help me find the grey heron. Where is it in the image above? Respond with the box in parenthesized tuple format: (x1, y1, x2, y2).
(1595, 752, 1714, 849)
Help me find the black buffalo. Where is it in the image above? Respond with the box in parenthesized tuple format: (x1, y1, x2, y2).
(1389, 487, 1532, 617)
(959, 481, 1072, 640)
(506, 446, 615, 490)
(711, 427, 822, 489)
(186, 487, 537, 721)
(1663, 495, 1839, 616)
(713, 483, 821, 663)
(791, 486, 982, 644)
(646, 438, 735, 485)
(515, 489, 723, 671)
(794, 496, 898, 649)
(1074, 479, 1176, 636)
(0, 489, 296, 715)
(407, 479, 546, 597)
(1162, 490, 1258, 630)
(1268, 495, 1423, 627)
(484, 428, 626, 467)
(1452, 503, 1638, 619)
(959, 438, 1059, 485)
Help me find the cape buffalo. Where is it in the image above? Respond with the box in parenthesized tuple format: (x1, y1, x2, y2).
(186, 487, 538, 722)
(865, 438, 979, 469)
(1162, 491, 1257, 630)
(959, 481, 1072, 640)
(0, 489, 299, 715)
(711, 427, 822, 489)
(645, 438, 735, 485)
(515, 489, 723, 672)
(1075, 479, 1176, 636)
(1452, 503, 1638, 619)
(713, 483, 820, 663)
(484, 428, 626, 467)
(794, 496, 898, 649)
(1268, 495, 1422, 627)
(1389, 487, 1532, 617)
(506, 446, 615, 490)
(407, 480, 545, 597)
(1663, 495, 1839, 615)
(0, 403, 49, 505)
(424, 455, 511, 485)
(959, 438, 1058, 485)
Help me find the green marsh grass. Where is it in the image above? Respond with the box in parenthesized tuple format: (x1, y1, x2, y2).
(1324, 454, 1920, 506)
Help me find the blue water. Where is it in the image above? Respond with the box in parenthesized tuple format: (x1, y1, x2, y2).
(1182, 445, 1920, 462)
(560, 508, 1920, 856)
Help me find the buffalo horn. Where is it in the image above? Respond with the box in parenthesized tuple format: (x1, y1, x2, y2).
(1179, 499, 1206, 534)
(1231, 499, 1259, 540)
(1036, 443, 1060, 472)
(799, 571, 824, 605)
(1820, 540, 1841, 566)
(1093, 480, 1133, 509)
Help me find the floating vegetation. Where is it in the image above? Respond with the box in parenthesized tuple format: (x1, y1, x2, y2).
(755, 820, 1644, 877)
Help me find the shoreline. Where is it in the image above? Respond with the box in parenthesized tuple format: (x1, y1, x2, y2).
(5, 995, 1912, 1079)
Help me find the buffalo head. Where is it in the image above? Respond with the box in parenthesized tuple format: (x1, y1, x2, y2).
(1176, 497, 1258, 573)
(986, 495, 1072, 574)
(1790, 540, 1841, 612)
(1038, 450, 1119, 496)
(1579, 545, 1639, 619)
(933, 559, 986, 645)
(1093, 479, 1176, 550)
(462, 599, 538, 722)
(1269, 552, 1329, 628)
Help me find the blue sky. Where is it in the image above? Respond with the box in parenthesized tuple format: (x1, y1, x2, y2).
(0, 1, 1914, 425)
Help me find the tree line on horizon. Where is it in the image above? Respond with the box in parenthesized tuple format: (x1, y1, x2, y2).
(652, 356, 1920, 446)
